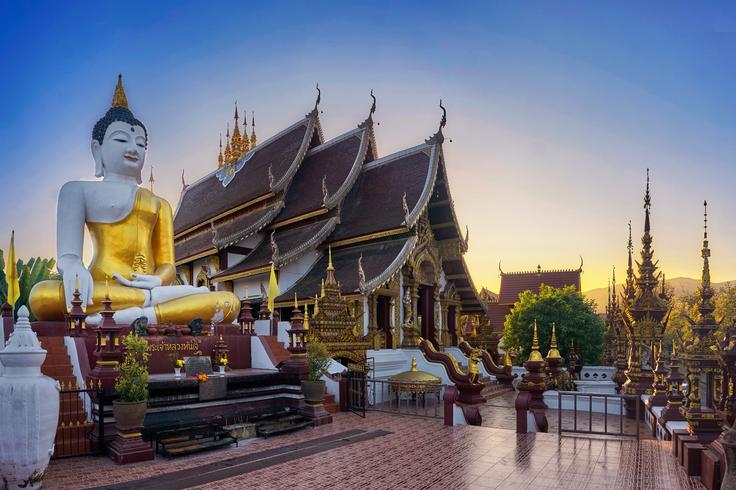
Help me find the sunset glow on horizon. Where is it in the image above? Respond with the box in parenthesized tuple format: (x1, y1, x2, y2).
(1, 2, 734, 295)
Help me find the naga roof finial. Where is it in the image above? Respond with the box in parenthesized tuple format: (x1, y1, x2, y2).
(370, 89, 376, 116)
(314, 83, 321, 111)
(439, 99, 447, 130)
(111, 74, 129, 108)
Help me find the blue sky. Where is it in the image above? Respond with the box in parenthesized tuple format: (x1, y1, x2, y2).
(1, 1, 734, 292)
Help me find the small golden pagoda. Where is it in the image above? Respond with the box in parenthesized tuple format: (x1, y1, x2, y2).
(388, 357, 441, 393)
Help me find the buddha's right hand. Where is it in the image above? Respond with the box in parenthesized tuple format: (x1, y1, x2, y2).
(58, 255, 94, 310)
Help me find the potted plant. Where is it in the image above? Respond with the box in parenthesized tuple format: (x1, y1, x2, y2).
(302, 339, 331, 404)
(112, 333, 150, 432)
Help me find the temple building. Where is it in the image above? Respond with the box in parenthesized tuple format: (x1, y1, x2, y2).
(484, 262, 582, 333)
(173, 93, 485, 353)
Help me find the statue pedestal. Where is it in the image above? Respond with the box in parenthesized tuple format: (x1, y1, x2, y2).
(108, 428, 154, 465)
(301, 401, 333, 427)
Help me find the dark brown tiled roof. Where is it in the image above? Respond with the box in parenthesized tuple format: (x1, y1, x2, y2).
(211, 218, 336, 281)
(486, 303, 512, 332)
(442, 258, 485, 313)
(277, 238, 413, 301)
(328, 149, 431, 243)
(498, 270, 581, 304)
(213, 202, 283, 248)
(175, 229, 216, 263)
(274, 128, 366, 224)
(174, 117, 314, 234)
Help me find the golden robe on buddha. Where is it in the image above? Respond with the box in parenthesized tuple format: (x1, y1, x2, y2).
(30, 188, 239, 324)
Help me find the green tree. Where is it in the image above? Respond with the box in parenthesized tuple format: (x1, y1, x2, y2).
(666, 282, 736, 346)
(504, 285, 605, 365)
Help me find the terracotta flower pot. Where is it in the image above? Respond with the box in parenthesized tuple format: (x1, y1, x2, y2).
(112, 400, 148, 432)
(301, 380, 325, 405)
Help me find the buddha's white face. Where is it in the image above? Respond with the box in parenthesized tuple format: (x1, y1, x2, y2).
(91, 121, 146, 182)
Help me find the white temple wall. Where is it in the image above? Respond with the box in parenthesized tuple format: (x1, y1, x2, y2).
(232, 272, 268, 302)
(278, 251, 321, 294)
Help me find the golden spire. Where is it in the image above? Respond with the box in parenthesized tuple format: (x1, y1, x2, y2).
(325, 245, 337, 286)
(304, 306, 310, 330)
(245, 287, 249, 300)
(411, 357, 418, 371)
(231, 102, 242, 157)
(111, 74, 129, 108)
(250, 111, 257, 148)
(241, 107, 250, 153)
(529, 319, 544, 362)
(148, 165, 154, 193)
(546, 322, 562, 359)
(320, 278, 325, 298)
(224, 124, 233, 163)
(294, 292, 298, 309)
(217, 134, 224, 168)
(314, 294, 319, 315)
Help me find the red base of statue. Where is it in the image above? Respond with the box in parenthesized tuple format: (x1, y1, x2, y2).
(108, 428, 154, 465)
(301, 402, 333, 426)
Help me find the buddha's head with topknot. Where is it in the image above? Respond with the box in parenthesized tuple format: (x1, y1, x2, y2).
(91, 75, 148, 184)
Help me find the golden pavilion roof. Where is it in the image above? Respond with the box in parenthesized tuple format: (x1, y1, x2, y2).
(389, 357, 441, 384)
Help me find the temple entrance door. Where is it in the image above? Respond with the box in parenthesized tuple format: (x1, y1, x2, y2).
(377, 296, 392, 347)
(418, 285, 436, 347)
(448, 305, 457, 346)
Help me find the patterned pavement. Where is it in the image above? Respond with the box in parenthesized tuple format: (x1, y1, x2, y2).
(44, 408, 704, 489)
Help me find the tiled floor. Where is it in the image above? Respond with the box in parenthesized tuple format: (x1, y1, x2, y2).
(45, 410, 703, 489)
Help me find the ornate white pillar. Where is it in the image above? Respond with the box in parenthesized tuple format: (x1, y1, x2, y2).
(0, 306, 60, 489)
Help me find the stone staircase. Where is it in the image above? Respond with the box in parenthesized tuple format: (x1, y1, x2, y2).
(260, 335, 291, 365)
(482, 380, 514, 400)
(39, 336, 93, 457)
(323, 393, 338, 413)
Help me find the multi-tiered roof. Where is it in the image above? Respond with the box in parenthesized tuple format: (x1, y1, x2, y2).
(173, 93, 484, 314)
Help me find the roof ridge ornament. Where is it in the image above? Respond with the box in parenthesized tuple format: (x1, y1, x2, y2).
(314, 83, 321, 111)
(322, 175, 329, 206)
(270, 231, 279, 265)
(424, 99, 447, 145)
(358, 254, 366, 292)
(402, 191, 410, 225)
(358, 89, 378, 129)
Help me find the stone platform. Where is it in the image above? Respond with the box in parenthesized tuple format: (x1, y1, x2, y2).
(44, 411, 704, 489)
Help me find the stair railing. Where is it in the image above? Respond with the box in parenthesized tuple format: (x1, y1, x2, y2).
(457, 340, 515, 385)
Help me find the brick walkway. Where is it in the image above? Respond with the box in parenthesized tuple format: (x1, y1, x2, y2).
(44, 410, 703, 489)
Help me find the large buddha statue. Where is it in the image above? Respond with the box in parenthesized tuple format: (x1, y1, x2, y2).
(30, 75, 240, 325)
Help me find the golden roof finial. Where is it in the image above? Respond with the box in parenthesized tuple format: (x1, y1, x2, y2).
(75, 273, 79, 292)
(250, 111, 257, 148)
(314, 294, 319, 315)
(231, 102, 242, 156)
(546, 322, 562, 360)
(111, 74, 129, 108)
(327, 245, 334, 271)
(241, 106, 250, 153)
(105, 275, 110, 299)
(217, 134, 224, 168)
(245, 287, 249, 300)
(224, 123, 233, 163)
(529, 319, 544, 362)
(304, 306, 310, 330)
(320, 278, 325, 298)
(411, 357, 418, 371)
(294, 292, 298, 309)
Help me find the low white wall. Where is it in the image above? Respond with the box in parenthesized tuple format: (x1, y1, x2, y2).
(544, 390, 624, 415)
(573, 380, 617, 394)
(250, 337, 279, 370)
(253, 319, 270, 336)
(277, 321, 290, 347)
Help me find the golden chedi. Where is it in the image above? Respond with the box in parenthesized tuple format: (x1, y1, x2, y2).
(30, 75, 240, 325)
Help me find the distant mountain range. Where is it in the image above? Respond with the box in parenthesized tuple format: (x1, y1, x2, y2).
(583, 277, 735, 313)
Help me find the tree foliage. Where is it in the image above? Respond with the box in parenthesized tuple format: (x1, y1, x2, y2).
(504, 285, 605, 365)
(665, 282, 736, 346)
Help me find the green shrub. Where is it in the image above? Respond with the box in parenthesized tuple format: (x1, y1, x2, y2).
(306, 340, 331, 382)
(115, 333, 150, 402)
